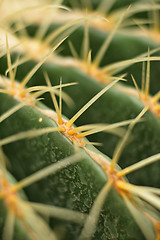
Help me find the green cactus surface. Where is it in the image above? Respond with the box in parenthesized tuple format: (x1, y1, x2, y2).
(0, 1, 160, 240)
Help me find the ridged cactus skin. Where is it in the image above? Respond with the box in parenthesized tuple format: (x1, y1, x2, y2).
(0, 1, 160, 240)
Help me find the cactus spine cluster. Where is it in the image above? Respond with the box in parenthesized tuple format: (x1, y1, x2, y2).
(0, 0, 159, 240)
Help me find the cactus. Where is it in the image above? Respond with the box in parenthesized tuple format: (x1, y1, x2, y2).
(0, 1, 160, 240)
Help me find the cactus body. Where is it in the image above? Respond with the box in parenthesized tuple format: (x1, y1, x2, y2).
(0, 1, 160, 240)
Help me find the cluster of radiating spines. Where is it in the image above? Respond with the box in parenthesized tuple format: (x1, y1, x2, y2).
(1, 1, 160, 114)
(1, 0, 157, 35)
(88, 0, 160, 33)
(59, 7, 160, 120)
(42, 0, 160, 33)
(3, 2, 160, 120)
(0, 2, 159, 240)
(0, 32, 130, 148)
(132, 0, 160, 44)
(0, 37, 132, 149)
(0, 5, 109, 67)
(0, 65, 159, 240)
(36, 71, 141, 148)
(0, 65, 134, 150)
(39, 69, 160, 240)
(0, 0, 66, 28)
(0, 1, 92, 65)
(1, 1, 154, 70)
(10, 0, 160, 44)
(77, 107, 160, 240)
(0, 0, 117, 33)
(0, 146, 87, 240)
(0, 8, 77, 68)
(0, 92, 159, 240)
(35, 67, 160, 240)
(4, 10, 75, 63)
(64, 5, 160, 120)
(0, 33, 79, 124)
(119, 53, 160, 118)
(0, 67, 159, 240)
